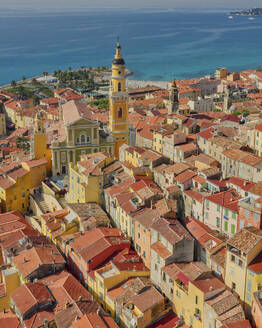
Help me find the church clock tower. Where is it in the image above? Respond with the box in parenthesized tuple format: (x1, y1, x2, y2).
(168, 80, 179, 115)
(109, 41, 129, 158)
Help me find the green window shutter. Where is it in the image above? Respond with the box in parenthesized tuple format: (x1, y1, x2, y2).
(217, 205, 220, 212)
(232, 211, 236, 219)
(231, 224, 236, 234)
(224, 221, 228, 232)
(225, 208, 229, 216)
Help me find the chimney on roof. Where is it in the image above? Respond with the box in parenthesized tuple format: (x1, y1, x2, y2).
(209, 286, 214, 291)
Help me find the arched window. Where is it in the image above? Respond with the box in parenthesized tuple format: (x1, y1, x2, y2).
(118, 82, 121, 92)
(118, 107, 123, 118)
(80, 134, 86, 144)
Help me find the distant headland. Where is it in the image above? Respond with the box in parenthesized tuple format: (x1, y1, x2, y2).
(230, 8, 262, 16)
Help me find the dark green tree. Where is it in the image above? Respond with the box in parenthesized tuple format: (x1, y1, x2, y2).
(16, 136, 30, 151)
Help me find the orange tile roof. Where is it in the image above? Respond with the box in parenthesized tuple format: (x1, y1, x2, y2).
(151, 241, 171, 259)
(184, 190, 204, 203)
(12, 245, 65, 278)
(205, 189, 241, 212)
(62, 100, 93, 125)
(11, 282, 53, 316)
(175, 169, 196, 184)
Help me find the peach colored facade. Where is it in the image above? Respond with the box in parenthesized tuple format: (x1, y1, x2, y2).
(134, 220, 151, 269)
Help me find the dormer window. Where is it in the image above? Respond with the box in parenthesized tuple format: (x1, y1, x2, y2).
(118, 82, 121, 92)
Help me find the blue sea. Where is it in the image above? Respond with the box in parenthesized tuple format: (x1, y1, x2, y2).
(1, 7, 262, 85)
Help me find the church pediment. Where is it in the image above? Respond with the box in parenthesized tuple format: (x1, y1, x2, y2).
(69, 118, 98, 127)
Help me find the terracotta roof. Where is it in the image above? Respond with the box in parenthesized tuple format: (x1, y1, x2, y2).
(23, 158, 47, 168)
(162, 261, 210, 282)
(105, 178, 134, 197)
(130, 286, 164, 313)
(134, 208, 160, 229)
(205, 189, 241, 212)
(62, 100, 93, 125)
(0, 310, 20, 328)
(192, 175, 206, 184)
(151, 241, 172, 259)
(221, 321, 251, 328)
(227, 227, 262, 253)
(151, 218, 193, 245)
(256, 122, 262, 132)
(175, 169, 196, 184)
(227, 176, 255, 191)
(211, 247, 226, 268)
(192, 276, 225, 294)
(206, 289, 243, 317)
(12, 245, 65, 278)
(248, 251, 262, 273)
(148, 312, 179, 328)
(11, 282, 53, 316)
(240, 153, 262, 166)
(176, 143, 197, 152)
(155, 198, 177, 217)
(197, 127, 215, 140)
(164, 162, 191, 175)
(184, 190, 204, 203)
(0, 176, 16, 189)
(221, 115, 240, 123)
(249, 182, 262, 196)
(72, 313, 119, 328)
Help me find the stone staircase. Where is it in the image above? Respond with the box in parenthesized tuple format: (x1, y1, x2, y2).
(34, 195, 50, 214)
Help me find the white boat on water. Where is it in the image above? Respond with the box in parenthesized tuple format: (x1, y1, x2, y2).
(228, 15, 233, 19)
(248, 17, 255, 20)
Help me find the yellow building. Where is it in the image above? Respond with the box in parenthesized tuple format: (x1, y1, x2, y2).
(90, 260, 149, 314)
(0, 267, 20, 312)
(162, 262, 225, 328)
(0, 113, 6, 136)
(0, 158, 47, 213)
(153, 125, 174, 154)
(109, 41, 129, 158)
(225, 227, 262, 314)
(40, 208, 78, 244)
(32, 110, 52, 174)
(68, 152, 114, 205)
(245, 253, 262, 313)
(215, 67, 228, 79)
(120, 286, 168, 328)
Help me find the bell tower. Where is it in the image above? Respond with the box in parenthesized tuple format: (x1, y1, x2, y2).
(109, 40, 129, 158)
(168, 80, 179, 115)
(31, 110, 52, 174)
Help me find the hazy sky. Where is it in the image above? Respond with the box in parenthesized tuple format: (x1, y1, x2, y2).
(1, 0, 261, 9)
